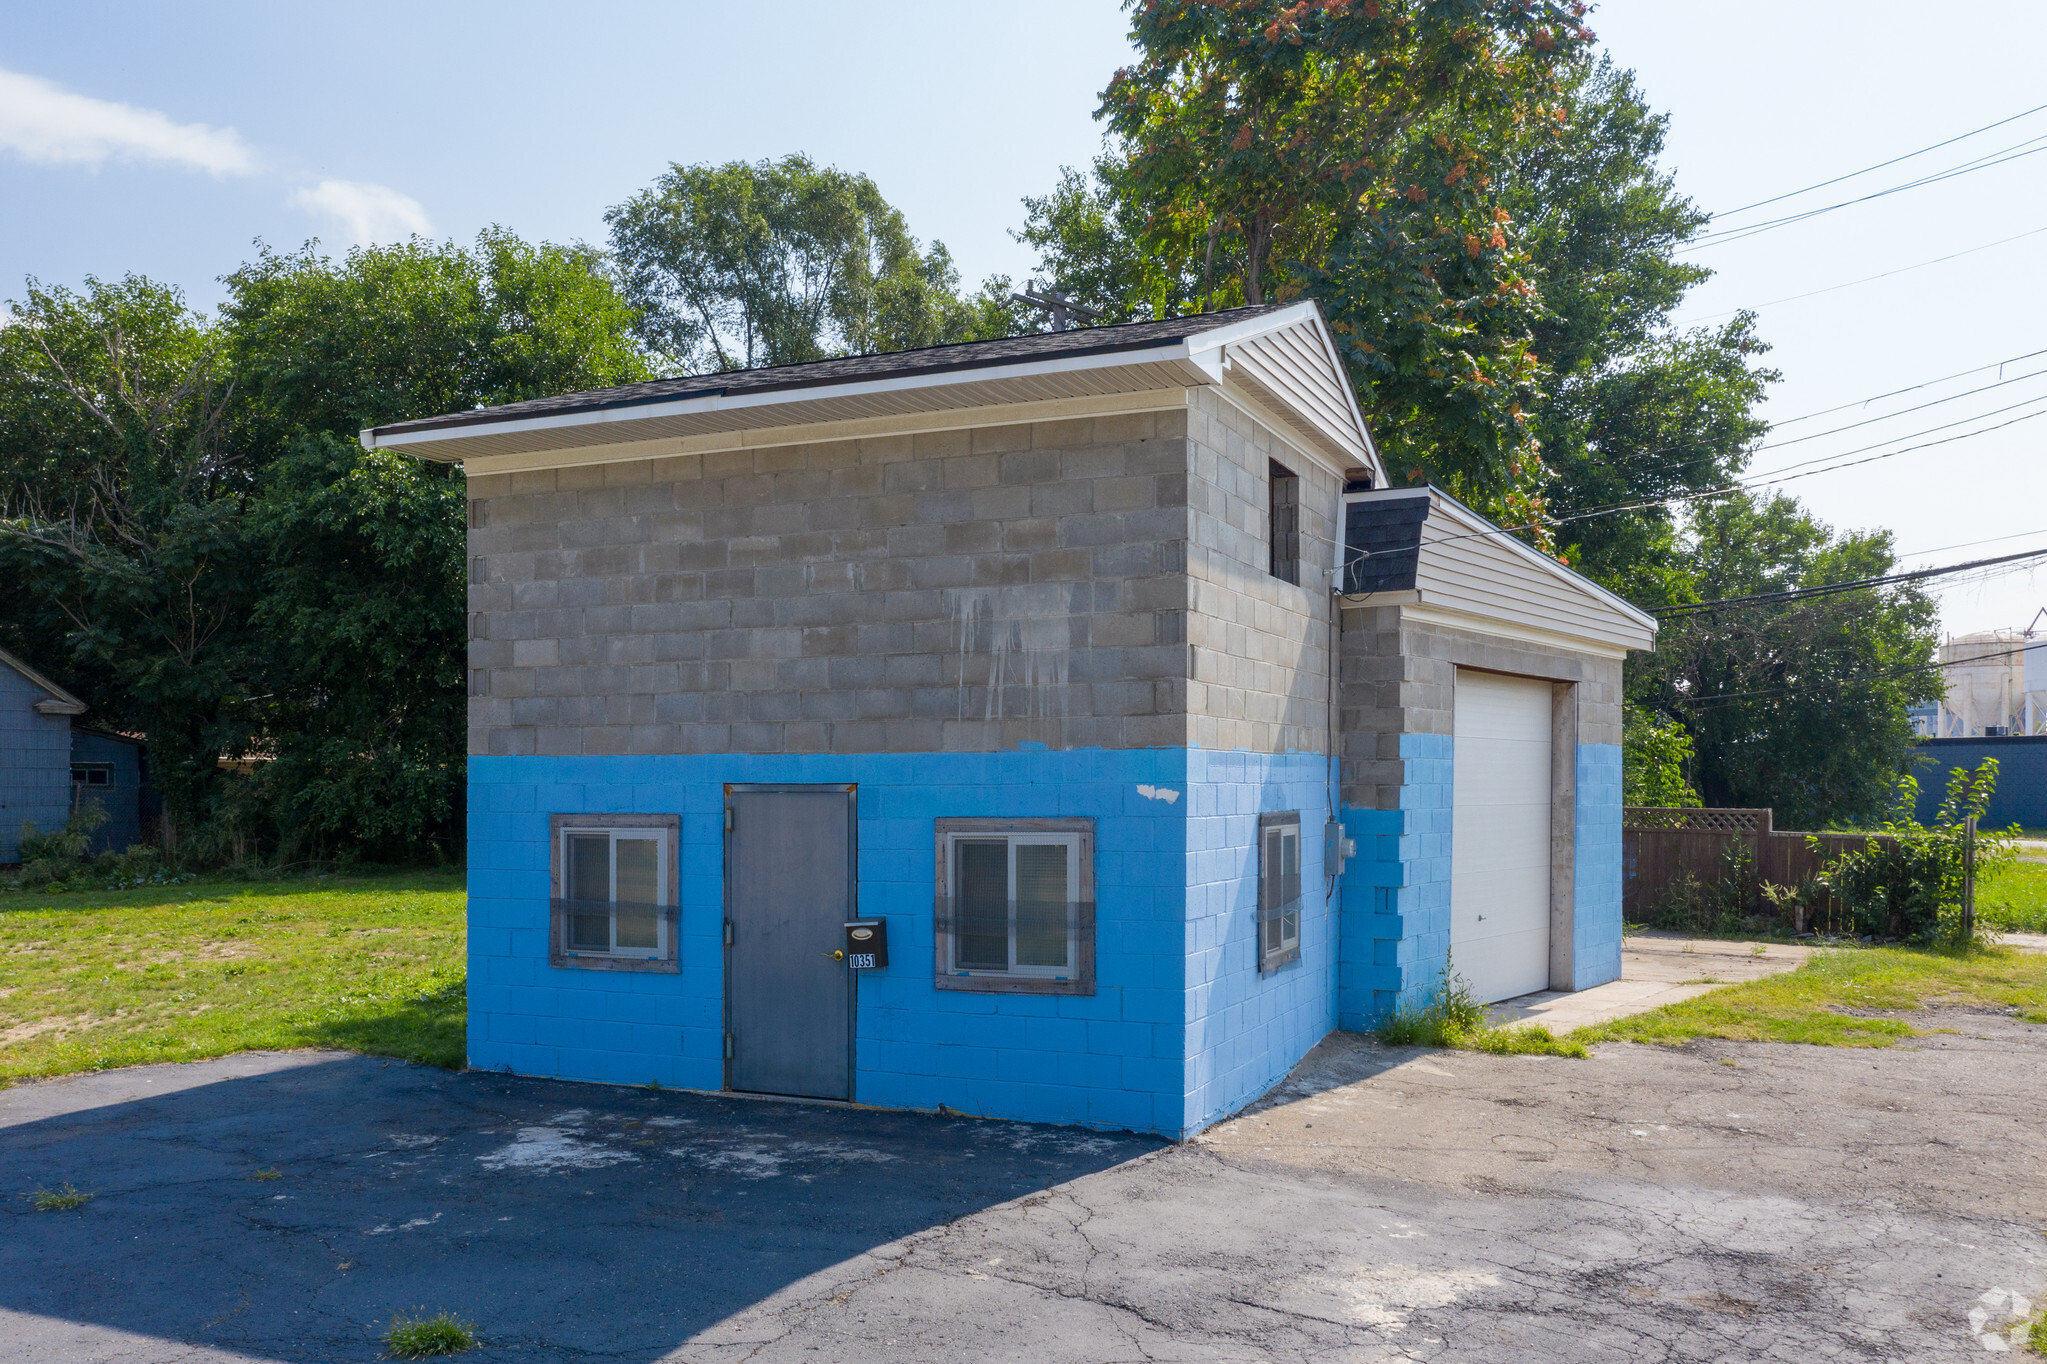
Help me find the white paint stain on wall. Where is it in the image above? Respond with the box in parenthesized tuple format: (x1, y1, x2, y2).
(1136, 785, 1180, 804)
(946, 586, 1079, 733)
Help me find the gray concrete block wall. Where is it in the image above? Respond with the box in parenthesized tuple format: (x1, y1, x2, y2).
(0, 665, 75, 863)
(1183, 389, 1340, 756)
(1336, 607, 1623, 809)
(465, 412, 1197, 757)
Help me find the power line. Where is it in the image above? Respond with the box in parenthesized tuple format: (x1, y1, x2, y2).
(1555, 344, 2047, 495)
(1653, 546, 2047, 618)
(1767, 344, 2047, 427)
(1340, 402, 2047, 581)
(1687, 133, 2047, 249)
(1665, 638, 2047, 707)
(1900, 528, 2047, 558)
(1708, 101, 2047, 219)
(1678, 224, 2047, 324)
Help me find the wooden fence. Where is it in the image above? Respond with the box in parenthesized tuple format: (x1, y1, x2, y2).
(1622, 807, 1892, 931)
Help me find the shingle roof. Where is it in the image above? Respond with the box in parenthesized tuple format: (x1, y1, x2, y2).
(366, 304, 1294, 439)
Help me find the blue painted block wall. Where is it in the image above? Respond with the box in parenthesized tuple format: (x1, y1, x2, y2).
(1180, 749, 1335, 1133)
(1335, 736, 1624, 1025)
(1571, 744, 1624, 990)
(0, 667, 73, 864)
(474, 749, 1221, 1137)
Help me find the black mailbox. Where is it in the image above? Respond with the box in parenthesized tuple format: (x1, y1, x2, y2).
(843, 919, 888, 970)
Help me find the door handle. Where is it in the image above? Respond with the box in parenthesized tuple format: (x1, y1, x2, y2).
(823, 949, 845, 961)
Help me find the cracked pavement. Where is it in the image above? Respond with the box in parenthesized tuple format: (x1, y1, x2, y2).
(4, 1011, 2044, 1361)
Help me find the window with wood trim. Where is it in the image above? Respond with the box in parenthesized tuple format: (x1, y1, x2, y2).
(1268, 459, 1301, 585)
(1258, 812, 1302, 971)
(934, 817, 1095, 995)
(549, 814, 680, 973)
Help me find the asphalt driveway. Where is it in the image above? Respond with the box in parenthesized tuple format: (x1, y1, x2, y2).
(5, 1014, 2045, 1361)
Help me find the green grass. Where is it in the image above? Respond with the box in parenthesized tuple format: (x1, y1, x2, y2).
(1982, 860, 2047, 934)
(383, 1310, 476, 1358)
(24, 1183, 92, 1211)
(0, 870, 464, 1086)
(1572, 943, 2047, 1048)
(2030, 1312, 2046, 1356)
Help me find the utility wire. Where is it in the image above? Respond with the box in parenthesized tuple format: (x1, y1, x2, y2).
(1679, 224, 2047, 324)
(1708, 100, 2047, 219)
(1340, 401, 2047, 581)
(1653, 546, 2047, 617)
(1767, 344, 2047, 427)
(1900, 528, 2047, 558)
(1687, 134, 2047, 249)
(1666, 638, 2047, 707)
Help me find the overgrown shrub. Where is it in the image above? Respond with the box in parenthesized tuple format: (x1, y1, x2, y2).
(1640, 840, 1775, 935)
(1811, 759, 2017, 944)
(4, 805, 189, 894)
(17, 803, 105, 864)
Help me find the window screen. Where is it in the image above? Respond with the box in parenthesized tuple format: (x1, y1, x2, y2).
(935, 819, 1094, 994)
(551, 818, 677, 969)
(1258, 813, 1302, 971)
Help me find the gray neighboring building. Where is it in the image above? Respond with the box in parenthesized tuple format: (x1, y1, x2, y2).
(0, 647, 87, 864)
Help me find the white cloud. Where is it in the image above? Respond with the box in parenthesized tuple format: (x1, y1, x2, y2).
(288, 179, 433, 245)
(0, 67, 254, 175)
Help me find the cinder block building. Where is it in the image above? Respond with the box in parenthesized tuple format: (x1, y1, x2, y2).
(364, 302, 1655, 1138)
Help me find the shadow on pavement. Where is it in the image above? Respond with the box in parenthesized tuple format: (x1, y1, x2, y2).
(0, 1050, 1159, 1361)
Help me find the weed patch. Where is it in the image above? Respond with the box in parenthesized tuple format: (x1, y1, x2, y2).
(25, 1183, 92, 1211)
(384, 1310, 476, 1358)
(1378, 965, 1588, 1058)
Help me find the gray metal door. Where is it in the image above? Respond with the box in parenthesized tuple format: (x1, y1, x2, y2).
(724, 785, 856, 1099)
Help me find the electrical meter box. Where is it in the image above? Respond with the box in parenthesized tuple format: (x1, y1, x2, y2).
(843, 918, 888, 970)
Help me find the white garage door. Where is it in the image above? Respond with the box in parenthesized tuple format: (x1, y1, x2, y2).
(1451, 670, 1554, 1003)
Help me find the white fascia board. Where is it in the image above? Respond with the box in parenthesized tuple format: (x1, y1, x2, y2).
(1189, 300, 1383, 483)
(363, 341, 1216, 455)
(1423, 488, 1660, 634)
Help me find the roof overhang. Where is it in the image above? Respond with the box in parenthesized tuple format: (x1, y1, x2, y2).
(1337, 486, 1657, 658)
(360, 302, 1386, 487)
(0, 646, 87, 716)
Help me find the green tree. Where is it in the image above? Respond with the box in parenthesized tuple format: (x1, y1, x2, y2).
(0, 276, 257, 851)
(0, 232, 648, 863)
(219, 232, 649, 859)
(607, 154, 1013, 373)
(1083, 0, 1596, 521)
(1632, 492, 1940, 829)
(1621, 705, 1700, 807)
(1503, 59, 1776, 587)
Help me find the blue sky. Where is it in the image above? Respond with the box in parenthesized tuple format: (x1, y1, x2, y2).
(4, 1, 2044, 635)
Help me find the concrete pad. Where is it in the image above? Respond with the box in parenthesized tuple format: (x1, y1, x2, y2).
(1486, 930, 1813, 1032)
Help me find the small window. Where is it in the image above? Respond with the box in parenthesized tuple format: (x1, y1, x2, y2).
(71, 764, 113, 787)
(935, 818, 1094, 995)
(549, 814, 680, 973)
(1268, 459, 1301, 585)
(1258, 812, 1302, 972)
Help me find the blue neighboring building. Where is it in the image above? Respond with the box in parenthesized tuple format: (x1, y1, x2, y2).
(1911, 736, 2047, 831)
(0, 648, 147, 863)
(363, 303, 1658, 1138)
